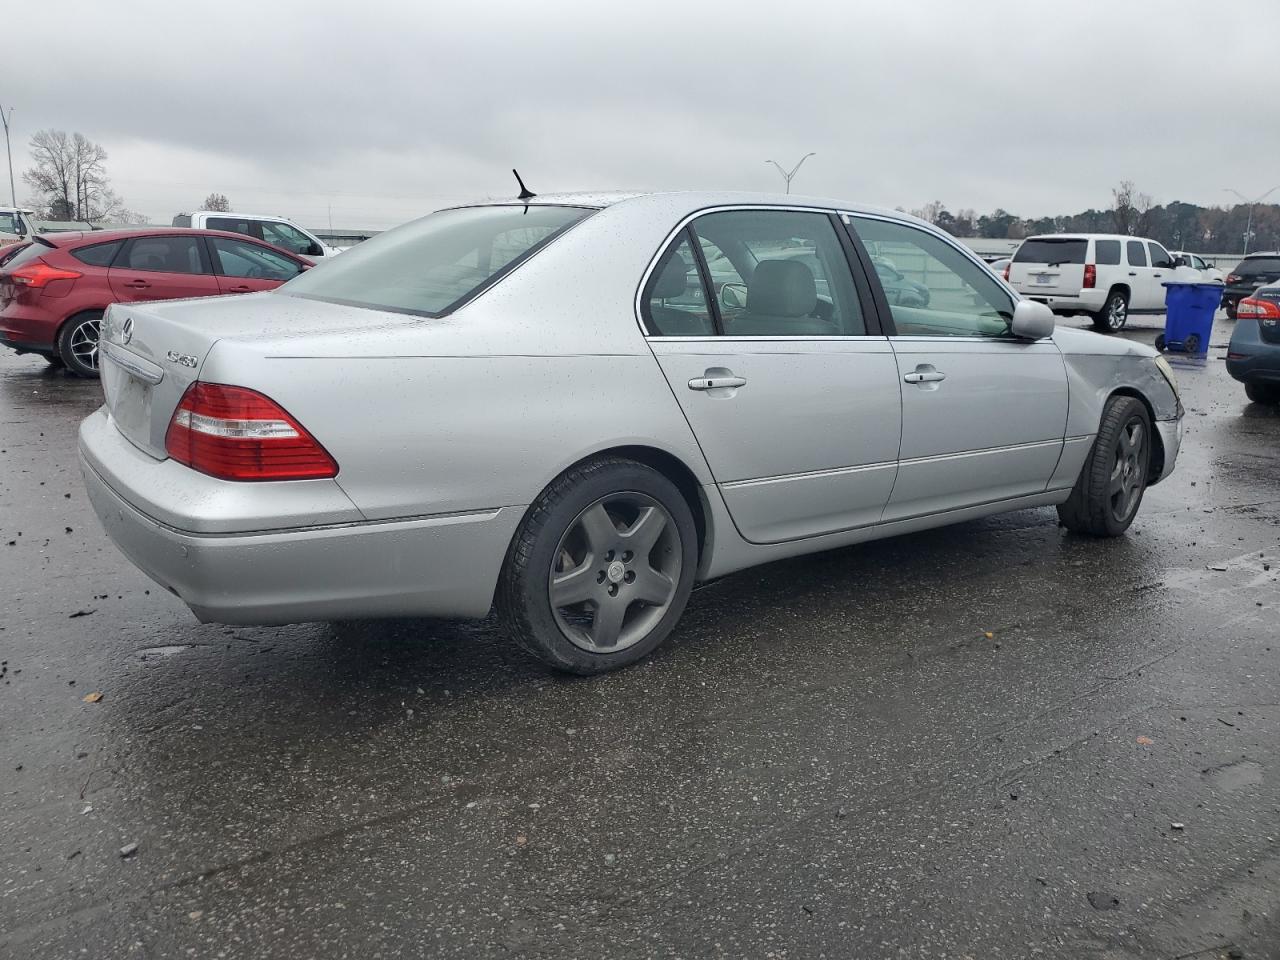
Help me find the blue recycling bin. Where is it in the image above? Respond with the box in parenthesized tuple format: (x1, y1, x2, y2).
(1158, 282, 1221, 355)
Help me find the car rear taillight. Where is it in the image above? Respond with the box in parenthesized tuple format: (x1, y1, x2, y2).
(1083, 264, 1097, 289)
(1237, 297, 1280, 320)
(1225, 274, 1241, 284)
(1002, 263, 1010, 281)
(164, 382, 338, 481)
(8, 260, 83, 287)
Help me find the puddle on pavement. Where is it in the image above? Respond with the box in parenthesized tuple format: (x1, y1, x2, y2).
(134, 644, 192, 659)
(1203, 759, 1263, 792)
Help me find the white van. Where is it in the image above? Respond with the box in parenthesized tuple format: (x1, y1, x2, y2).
(172, 211, 339, 258)
(1006, 234, 1177, 332)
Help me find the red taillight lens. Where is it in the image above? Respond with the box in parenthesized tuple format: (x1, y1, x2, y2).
(164, 382, 338, 481)
(1002, 263, 1010, 281)
(1237, 297, 1280, 320)
(1225, 274, 1241, 284)
(1083, 264, 1097, 289)
(9, 260, 82, 287)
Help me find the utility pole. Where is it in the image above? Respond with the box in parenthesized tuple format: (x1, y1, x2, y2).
(1224, 186, 1279, 256)
(766, 153, 816, 195)
(0, 105, 14, 207)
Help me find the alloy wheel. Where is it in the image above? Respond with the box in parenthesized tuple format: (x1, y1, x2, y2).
(68, 316, 102, 371)
(1107, 295, 1127, 331)
(548, 492, 682, 653)
(1109, 417, 1146, 522)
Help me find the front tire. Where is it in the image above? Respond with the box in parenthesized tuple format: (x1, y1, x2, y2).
(56, 311, 104, 378)
(1092, 289, 1129, 333)
(1057, 396, 1152, 537)
(497, 458, 698, 674)
(1245, 381, 1280, 405)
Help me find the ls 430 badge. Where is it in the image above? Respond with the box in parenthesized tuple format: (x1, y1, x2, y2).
(166, 351, 198, 368)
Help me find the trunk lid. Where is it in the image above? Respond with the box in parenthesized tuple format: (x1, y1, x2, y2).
(1255, 285, 1280, 344)
(1008, 237, 1089, 297)
(99, 291, 411, 459)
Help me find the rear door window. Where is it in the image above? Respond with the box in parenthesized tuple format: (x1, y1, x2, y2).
(642, 233, 714, 336)
(206, 216, 265, 242)
(1095, 240, 1121, 265)
(1126, 241, 1147, 267)
(1013, 239, 1087, 265)
(119, 235, 210, 274)
(70, 240, 124, 267)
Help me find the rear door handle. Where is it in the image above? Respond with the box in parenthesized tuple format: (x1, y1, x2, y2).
(123, 279, 151, 289)
(689, 376, 747, 391)
(228, 284, 253, 292)
(1128, 272, 1137, 277)
(904, 370, 946, 384)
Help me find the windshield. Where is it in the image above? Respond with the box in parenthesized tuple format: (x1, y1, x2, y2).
(282, 205, 593, 317)
(1013, 238, 1088, 265)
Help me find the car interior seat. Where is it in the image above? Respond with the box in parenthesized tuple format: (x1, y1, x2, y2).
(727, 259, 837, 336)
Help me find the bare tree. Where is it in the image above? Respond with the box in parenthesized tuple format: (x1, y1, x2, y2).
(1135, 192, 1155, 236)
(202, 192, 231, 212)
(23, 129, 139, 222)
(1111, 180, 1136, 235)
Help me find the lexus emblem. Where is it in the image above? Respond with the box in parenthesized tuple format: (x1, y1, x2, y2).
(121, 317, 134, 344)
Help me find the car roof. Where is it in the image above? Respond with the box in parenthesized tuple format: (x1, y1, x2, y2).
(455, 189, 931, 226)
(36, 227, 307, 254)
(187, 210, 303, 221)
(1241, 250, 1280, 258)
(1022, 233, 1151, 242)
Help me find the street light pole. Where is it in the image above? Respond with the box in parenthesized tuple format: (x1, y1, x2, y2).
(1224, 186, 1279, 256)
(766, 153, 816, 195)
(0, 105, 14, 207)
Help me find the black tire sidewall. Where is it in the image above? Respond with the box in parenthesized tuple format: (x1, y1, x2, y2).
(501, 460, 698, 674)
(56, 312, 103, 378)
(1093, 290, 1128, 333)
(1089, 397, 1151, 535)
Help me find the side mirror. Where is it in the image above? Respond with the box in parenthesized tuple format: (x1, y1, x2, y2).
(1010, 299, 1055, 340)
(720, 282, 747, 309)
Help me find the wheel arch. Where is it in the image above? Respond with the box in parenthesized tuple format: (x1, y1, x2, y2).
(1106, 283, 1131, 302)
(54, 306, 108, 344)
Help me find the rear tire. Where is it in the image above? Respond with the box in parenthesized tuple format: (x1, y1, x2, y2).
(56, 311, 104, 378)
(1245, 381, 1280, 405)
(1225, 299, 1237, 320)
(497, 457, 698, 674)
(1057, 395, 1152, 537)
(1092, 289, 1129, 333)
(1154, 334, 1166, 352)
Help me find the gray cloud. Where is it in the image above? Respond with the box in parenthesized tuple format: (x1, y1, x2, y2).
(7, 0, 1276, 229)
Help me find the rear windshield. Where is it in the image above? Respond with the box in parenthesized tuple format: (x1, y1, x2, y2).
(1237, 256, 1280, 275)
(0, 239, 51, 272)
(1013, 238, 1087, 265)
(282, 205, 593, 317)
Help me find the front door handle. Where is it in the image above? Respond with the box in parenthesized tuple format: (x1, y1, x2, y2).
(123, 279, 151, 289)
(228, 284, 253, 293)
(903, 367, 946, 384)
(689, 375, 747, 391)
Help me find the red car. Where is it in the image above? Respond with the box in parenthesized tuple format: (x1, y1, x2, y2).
(0, 228, 312, 376)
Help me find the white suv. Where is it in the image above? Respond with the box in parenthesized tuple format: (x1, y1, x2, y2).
(1006, 234, 1177, 332)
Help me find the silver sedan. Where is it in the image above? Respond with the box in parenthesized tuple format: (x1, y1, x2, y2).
(79, 191, 1184, 673)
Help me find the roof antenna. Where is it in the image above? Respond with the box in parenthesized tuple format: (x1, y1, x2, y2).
(513, 169, 536, 202)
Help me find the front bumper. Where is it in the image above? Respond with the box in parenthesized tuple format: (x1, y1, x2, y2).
(79, 410, 521, 625)
(1153, 417, 1183, 485)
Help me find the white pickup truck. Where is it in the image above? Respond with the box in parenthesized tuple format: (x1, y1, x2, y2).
(0, 207, 39, 249)
(172, 211, 340, 258)
(1006, 233, 1180, 333)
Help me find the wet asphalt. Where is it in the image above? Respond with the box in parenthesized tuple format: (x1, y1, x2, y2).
(1, 315, 1279, 960)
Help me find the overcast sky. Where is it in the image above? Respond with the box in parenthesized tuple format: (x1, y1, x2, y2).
(5, 0, 1277, 230)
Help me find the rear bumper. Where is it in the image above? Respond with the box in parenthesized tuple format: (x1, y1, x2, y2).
(78, 410, 522, 624)
(1225, 320, 1280, 384)
(0, 306, 60, 350)
(1015, 289, 1106, 315)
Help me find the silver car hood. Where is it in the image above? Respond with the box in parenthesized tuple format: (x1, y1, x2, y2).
(1052, 324, 1159, 359)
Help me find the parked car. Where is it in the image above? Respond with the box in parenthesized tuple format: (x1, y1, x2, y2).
(0, 228, 312, 376)
(172, 211, 339, 259)
(1170, 250, 1224, 283)
(1225, 281, 1280, 404)
(1222, 252, 1280, 319)
(870, 257, 931, 307)
(987, 257, 1011, 276)
(79, 192, 1183, 675)
(1007, 233, 1178, 332)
